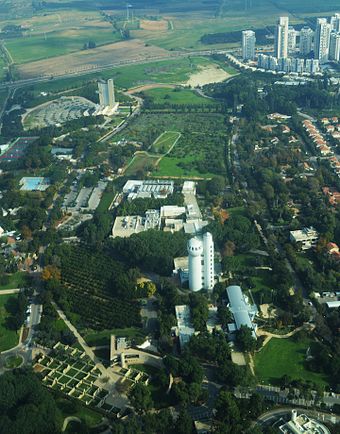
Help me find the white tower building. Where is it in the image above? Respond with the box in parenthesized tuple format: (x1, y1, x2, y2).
(203, 232, 214, 290)
(187, 232, 215, 292)
(98, 79, 116, 108)
(274, 16, 289, 59)
(329, 32, 340, 61)
(314, 18, 331, 63)
(188, 237, 203, 292)
(287, 27, 297, 53)
(299, 27, 314, 56)
(242, 30, 256, 61)
(331, 13, 340, 32)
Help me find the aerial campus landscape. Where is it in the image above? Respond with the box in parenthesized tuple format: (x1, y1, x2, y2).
(1, 1, 340, 434)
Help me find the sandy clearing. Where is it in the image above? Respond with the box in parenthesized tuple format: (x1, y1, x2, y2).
(17, 39, 170, 79)
(185, 64, 231, 87)
(127, 83, 178, 94)
(140, 19, 168, 31)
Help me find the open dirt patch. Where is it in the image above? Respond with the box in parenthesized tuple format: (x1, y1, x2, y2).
(17, 39, 170, 79)
(185, 65, 231, 87)
(140, 19, 168, 31)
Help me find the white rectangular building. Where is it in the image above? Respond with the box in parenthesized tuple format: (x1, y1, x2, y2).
(290, 227, 319, 250)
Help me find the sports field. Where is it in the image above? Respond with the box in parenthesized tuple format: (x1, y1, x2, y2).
(255, 337, 328, 387)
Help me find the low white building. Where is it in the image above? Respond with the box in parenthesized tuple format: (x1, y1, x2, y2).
(173, 305, 196, 348)
(290, 226, 319, 250)
(123, 180, 174, 200)
(226, 285, 258, 339)
(279, 409, 330, 434)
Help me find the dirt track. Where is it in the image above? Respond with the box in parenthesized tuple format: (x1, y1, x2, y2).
(17, 39, 170, 79)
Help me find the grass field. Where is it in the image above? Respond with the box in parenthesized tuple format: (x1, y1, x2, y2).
(6, 28, 120, 64)
(152, 131, 181, 153)
(4, 355, 23, 368)
(0, 294, 20, 352)
(143, 87, 217, 106)
(0, 272, 27, 290)
(109, 56, 215, 89)
(255, 337, 328, 387)
(96, 191, 115, 213)
(154, 155, 214, 178)
(0, 57, 7, 81)
(84, 327, 146, 347)
(125, 153, 160, 177)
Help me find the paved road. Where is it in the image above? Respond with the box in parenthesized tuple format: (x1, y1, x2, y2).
(0, 288, 21, 295)
(0, 49, 231, 92)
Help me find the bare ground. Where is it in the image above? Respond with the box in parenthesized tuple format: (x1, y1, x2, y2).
(17, 39, 170, 79)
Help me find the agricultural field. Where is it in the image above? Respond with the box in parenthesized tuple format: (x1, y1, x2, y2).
(255, 337, 328, 387)
(0, 294, 20, 352)
(6, 29, 120, 64)
(59, 245, 141, 331)
(2, 9, 120, 64)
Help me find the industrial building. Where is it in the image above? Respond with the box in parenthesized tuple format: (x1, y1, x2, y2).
(123, 180, 174, 200)
(187, 232, 215, 292)
(279, 410, 330, 434)
(226, 285, 258, 339)
(289, 227, 319, 250)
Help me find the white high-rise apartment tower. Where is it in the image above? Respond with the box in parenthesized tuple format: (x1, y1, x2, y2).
(314, 18, 331, 63)
(98, 79, 115, 108)
(299, 27, 314, 55)
(329, 32, 340, 61)
(287, 27, 297, 53)
(331, 13, 340, 32)
(274, 16, 289, 59)
(242, 30, 256, 60)
(188, 232, 214, 292)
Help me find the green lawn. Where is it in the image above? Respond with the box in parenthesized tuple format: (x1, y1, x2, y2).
(96, 191, 115, 213)
(125, 153, 159, 177)
(0, 272, 27, 291)
(0, 57, 7, 81)
(0, 294, 20, 352)
(255, 337, 328, 387)
(107, 56, 215, 89)
(56, 396, 102, 428)
(4, 355, 23, 368)
(152, 131, 181, 154)
(84, 327, 146, 347)
(153, 155, 214, 178)
(143, 88, 217, 106)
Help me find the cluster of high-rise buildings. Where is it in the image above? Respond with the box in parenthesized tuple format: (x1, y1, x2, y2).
(241, 13, 340, 74)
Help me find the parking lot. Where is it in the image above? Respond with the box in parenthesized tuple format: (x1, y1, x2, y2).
(23, 96, 98, 130)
